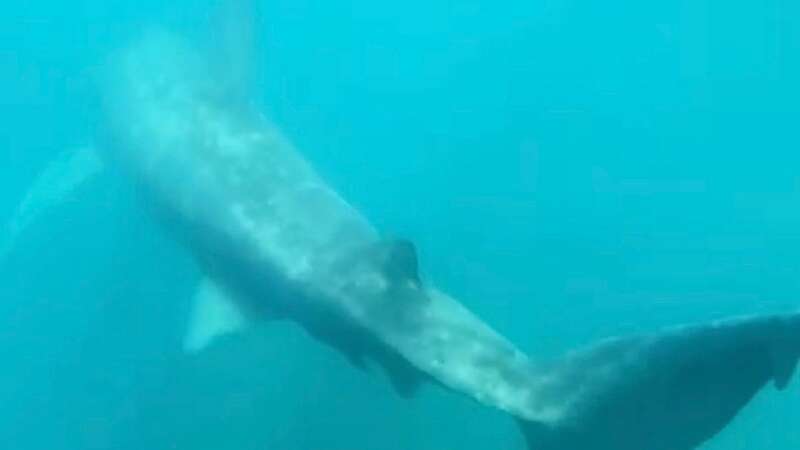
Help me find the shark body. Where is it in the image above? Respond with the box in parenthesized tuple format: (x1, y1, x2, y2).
(99, 30, 541, 409)
(4, 16, 799, 450)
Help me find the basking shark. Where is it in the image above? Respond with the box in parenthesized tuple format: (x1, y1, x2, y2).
(3, 9, 799, 450)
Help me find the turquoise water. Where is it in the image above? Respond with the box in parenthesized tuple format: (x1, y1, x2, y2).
(1, 1, 799, 449)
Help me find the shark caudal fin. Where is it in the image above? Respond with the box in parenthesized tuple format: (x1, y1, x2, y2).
(508, 313, 800, 450)
(1, 147, 104, 264)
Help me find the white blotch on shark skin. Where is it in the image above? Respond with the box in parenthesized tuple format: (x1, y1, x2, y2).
(286, 254, 312, 279)
(230, 203, 253, 229)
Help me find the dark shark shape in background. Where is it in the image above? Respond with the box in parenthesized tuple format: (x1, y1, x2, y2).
(2, 2, 798, 449)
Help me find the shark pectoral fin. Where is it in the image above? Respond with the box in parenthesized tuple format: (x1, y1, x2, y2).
(1, 146, 105, 263)
(183, 278, 253, 353)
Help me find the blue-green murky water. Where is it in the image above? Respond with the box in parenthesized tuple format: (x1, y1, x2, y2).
(1, 1, 798, 449)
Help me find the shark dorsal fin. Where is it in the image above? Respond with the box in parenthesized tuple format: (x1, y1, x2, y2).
(373, 239, 420, 286)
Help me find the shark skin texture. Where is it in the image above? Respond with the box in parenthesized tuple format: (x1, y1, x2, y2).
(95, 29, 800, 450)
(2, 14, 797, 450)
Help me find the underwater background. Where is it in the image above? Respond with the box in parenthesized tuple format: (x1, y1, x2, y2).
(1, 0, 799, 449)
